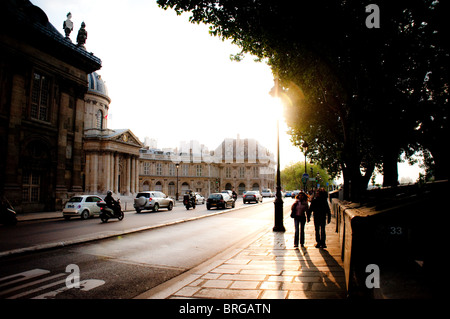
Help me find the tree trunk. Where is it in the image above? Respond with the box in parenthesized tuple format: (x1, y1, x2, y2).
(382, 146, 399, 187)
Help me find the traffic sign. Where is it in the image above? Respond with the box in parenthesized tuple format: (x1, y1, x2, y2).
(302, 173, 309, 185)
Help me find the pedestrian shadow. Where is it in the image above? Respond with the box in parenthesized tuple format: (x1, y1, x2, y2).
(293, 247, 346, 299)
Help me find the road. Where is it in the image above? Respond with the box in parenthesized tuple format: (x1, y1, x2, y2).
(0, 198, 272, 254)
(0, 197, 294, 299)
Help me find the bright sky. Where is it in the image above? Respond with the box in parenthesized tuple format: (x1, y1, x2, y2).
(32, 0, 423, 183)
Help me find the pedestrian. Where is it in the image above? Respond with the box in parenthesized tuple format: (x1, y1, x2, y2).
(308, 188, 331, 248)
(290, 192, 309, 248)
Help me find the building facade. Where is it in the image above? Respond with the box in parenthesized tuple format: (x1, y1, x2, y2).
(138, 137, 275, 199)
(0, 1, 276, 213)
(83, 72, 143, 197)
(0, 0, 101, 212)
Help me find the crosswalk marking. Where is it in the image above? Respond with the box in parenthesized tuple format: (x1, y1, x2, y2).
(0, 273, 66, 297)
(32, 279, 105, 299)
(0, 268, 105, 299)
(0, 269, 50, 288)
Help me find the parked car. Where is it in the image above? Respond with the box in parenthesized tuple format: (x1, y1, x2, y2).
(221, 190, 233, 198)
(207, 193, 235, 210)
(63, 195, 103, 220)
(285, 191, 292, 197)
(134, 191, 174, 213)
(261, 189, 273, 197)
(291, 190, 301, 198)
(195, 193, 205, 205)
(243, 191, 263, 204)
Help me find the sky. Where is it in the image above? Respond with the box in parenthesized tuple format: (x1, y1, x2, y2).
(31, 0, 423, 184)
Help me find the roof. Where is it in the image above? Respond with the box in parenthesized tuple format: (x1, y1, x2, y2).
(0, 0, 101, 73)
(88, 72, 110, 101)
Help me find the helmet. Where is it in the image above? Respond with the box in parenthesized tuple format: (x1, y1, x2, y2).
(107, 190, 112, 196)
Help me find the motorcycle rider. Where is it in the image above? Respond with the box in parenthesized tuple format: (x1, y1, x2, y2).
(184, 189, 196, 207)
(104, 190, 119, 215)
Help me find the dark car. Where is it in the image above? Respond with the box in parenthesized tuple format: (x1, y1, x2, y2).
(243, 191, 263, 204)
(207, 193, 235, 210)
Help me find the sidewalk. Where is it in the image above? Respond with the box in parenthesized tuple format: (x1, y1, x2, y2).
(137, 214, 346, 299)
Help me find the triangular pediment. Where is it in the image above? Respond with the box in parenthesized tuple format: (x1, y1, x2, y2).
(109, 129, 143, 148)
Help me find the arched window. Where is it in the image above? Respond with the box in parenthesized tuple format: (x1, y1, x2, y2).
(96, 109, 103, 129)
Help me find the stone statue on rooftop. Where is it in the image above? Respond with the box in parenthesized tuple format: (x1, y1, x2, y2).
(63, 12, 73, 40)
(76, 21, 87, 49)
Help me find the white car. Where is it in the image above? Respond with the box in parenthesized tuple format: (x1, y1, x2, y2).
(261, 189, 273, 197)
(195, 193, 205, 205)
(63, 195, 103, 220)
(134, 191, 174, 213)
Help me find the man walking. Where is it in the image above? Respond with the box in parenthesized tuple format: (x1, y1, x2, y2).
(308, 188, 331, 248)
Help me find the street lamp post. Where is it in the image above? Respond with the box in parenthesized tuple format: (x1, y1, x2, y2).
(271, 77, 285, 232)
(302, 141, 308, 192)
(176, 163, 179, 201)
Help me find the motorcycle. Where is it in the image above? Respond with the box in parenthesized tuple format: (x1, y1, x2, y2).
(183, 194, 196, 210)
(96, 199, 124, 223)
(0, 197, 17, 226)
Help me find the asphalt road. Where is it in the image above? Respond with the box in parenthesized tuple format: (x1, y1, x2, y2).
(0, 198, 272, 254)
(0, 198, 294, 299)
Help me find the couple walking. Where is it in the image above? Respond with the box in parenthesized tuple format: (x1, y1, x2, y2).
(290, 189, 331, 248)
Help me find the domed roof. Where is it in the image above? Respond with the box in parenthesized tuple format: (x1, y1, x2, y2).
(87, 72, 109, 100)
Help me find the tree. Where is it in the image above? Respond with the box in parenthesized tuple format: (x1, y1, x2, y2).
(281, 162, 332, 192)
(157, 0, 448, 201)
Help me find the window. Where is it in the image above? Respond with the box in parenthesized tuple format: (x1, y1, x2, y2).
(169, 164, 175, 176)
(96, 110, 103, 129)
(196, 164, 202, 177)
(239, 167, 245, 178)
(253, 167, 259, 178)
(156, 163, 162, 176)
(22, 172, 40, 203)
(143, 162, 150, 175)
(31, 72, 50, 122)
(225, 167, 231, 178)
(182, 164, 188, 176)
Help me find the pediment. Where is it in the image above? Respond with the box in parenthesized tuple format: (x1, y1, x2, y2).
(113, 130, 143, 147)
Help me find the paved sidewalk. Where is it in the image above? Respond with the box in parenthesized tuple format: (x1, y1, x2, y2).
(140, 215, 346, 299)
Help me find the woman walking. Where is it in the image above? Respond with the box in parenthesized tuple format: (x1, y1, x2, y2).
(291, 192, 309, 248)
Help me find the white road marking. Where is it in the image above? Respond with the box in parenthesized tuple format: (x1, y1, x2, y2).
(0, 269, 50, 288)
(1, 268, 105, 299)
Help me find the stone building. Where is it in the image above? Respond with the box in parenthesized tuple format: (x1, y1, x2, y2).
(0, 0, 276, 213)
(138, 137, 275, 199)
(0, 0, 101, 212)
(83, 72, 143, 197)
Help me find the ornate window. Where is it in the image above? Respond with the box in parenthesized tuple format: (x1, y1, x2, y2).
(239, 167, 245, 178)
(31, 72, 50, 122)
(225, 167, 231, 178)
(156, 163, 162, 176)
(22, 172, 40, 203)
(96, 109, 103, 129)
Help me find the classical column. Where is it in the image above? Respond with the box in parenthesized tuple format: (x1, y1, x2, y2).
(126, 156, 131, 195)
(104, 152, 110, 194)
(109, 152, 114, 191)
(131, 156, 136, 194)
(85, 153, 91, 193)
(136, 158, 140, 193)
(114, 153, 119, 194)
(92, 153, 98, 194)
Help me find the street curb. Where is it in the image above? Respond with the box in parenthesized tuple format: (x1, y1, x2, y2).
(0, 201, 275, 259)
